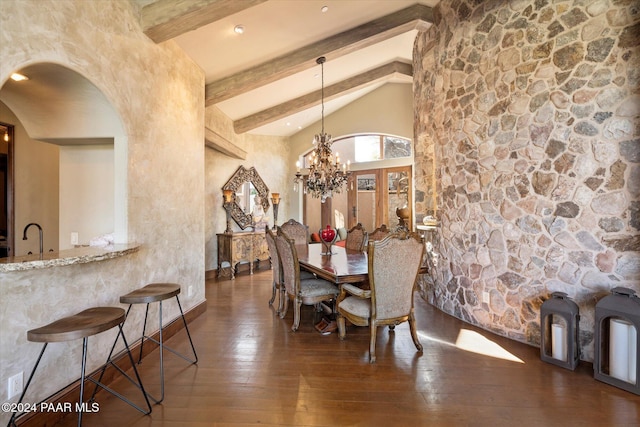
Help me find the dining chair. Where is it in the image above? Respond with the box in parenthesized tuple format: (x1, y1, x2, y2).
(280, 218, 310, 245)
(336, 231, 425, 363)
(367, 224, 390, 244)
(345, 222, 368, 252)
(275, 228, 339, 331)
(265, 228, 315, 315)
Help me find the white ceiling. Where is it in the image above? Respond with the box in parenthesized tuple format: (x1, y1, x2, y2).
(2, 1, 438, 140)
(164, 0, 438, 136)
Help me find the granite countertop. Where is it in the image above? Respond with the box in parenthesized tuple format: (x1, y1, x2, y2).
(0, 243, 141, 272)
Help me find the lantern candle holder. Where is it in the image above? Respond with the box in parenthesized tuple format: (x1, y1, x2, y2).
(222, 189, 234, 234)
(594, 287, 640, 395)
(271, 193, 280, 230)
(540, 292, 580, 370)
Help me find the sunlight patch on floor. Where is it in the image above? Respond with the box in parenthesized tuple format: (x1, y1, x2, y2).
(455, 329, 524, 363)
(418, 329, 524, 363)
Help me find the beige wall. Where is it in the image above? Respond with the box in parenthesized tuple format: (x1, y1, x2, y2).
(0, 0, 204, 418)
(205, 106, 291, 272)
(59, 144, 114, 249)
(0, 100, 59, 255)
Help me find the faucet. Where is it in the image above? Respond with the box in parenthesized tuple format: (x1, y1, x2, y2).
(22, 223, 43, 256)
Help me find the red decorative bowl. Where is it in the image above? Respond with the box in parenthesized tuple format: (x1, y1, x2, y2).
(320, 225, 336, 243)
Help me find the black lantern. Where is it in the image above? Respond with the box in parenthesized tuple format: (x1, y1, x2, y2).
(540, 292, 580, 370)
(594, 287, 639, 395)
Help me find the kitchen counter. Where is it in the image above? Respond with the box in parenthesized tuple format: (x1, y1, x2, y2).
(0, 243, 140, 272)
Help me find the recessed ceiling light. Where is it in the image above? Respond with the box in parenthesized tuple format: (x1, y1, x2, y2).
(10, 72, 29, 82)
(234, 25, 244, 34)
(321, 6, 328, 13)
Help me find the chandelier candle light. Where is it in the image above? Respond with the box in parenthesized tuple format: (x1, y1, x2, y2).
(294, 56, 350, 203)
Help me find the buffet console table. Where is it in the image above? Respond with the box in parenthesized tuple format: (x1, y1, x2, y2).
(217, 231, 269, 279)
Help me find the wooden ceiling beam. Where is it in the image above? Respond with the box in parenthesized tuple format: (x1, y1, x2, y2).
(142, 0, 268, 43)
(205, 126, 247, 159)
(233, 61, 412, 134)
(205, 4, 433, 106)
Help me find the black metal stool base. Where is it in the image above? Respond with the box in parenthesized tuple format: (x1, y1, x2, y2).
(117, 283, 198, 404)
(8, 322, 151, 427)
(134, 296, 198, 403)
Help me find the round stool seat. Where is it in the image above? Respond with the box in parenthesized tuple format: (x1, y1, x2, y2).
(27, 307, 126, 343)
(120, 283, 181, 305)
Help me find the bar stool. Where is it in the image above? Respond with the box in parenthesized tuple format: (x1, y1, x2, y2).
(8, 307, 151, 427)
(117, 283, 198, 403)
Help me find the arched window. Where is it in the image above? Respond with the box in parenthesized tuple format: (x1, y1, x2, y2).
(301, 134, 411, 168)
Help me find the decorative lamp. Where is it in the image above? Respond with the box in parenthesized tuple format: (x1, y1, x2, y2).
(222, 189, 234, 233)
(319, 225, 337, 256)
(270, 192, 280, 230)
(594, 287, 640, 395)
(294, 57, 350, 202)
(540, 292, 580, 370)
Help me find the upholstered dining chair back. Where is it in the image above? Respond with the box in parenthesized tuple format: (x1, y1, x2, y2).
(367, 224, 390, 244)
(280, 218, 309, 245)
(369, 232, 424, 321)
(265, 228, 283, 312)
(275, 227, 339, 331)
(345, 223, 368, 252)
(336, 230, 424, 362)
(274, 228, 299, 298)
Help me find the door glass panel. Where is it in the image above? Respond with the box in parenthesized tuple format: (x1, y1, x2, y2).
(388, 170, 409, 229)
(356, 173, 376, 231)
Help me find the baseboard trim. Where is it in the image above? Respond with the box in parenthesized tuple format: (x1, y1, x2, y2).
(14, 300, 206, 427)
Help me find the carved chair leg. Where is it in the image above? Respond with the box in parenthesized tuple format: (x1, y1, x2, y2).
(337, 315, 346, 340)
(409, 309, 423, 352)
(269, 281, 277, 306)
(279, 294, 289, 319)
(369, 322, 378, 363)
(291, 298, 301, 332)
(277, 287, 285, 315)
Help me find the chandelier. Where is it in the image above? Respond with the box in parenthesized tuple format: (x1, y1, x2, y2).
(294, 56, 350, 203)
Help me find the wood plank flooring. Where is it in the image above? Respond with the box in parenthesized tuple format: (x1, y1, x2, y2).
(55, 268, 639, 426)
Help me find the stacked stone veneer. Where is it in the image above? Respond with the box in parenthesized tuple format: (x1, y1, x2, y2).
(413, 0, 639, 361)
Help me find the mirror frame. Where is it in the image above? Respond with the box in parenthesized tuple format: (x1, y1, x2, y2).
(222, 166, 270, 230)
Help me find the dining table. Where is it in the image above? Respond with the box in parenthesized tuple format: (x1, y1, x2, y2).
(296, 243, 368, 285)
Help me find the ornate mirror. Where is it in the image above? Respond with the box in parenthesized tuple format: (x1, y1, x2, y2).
(222, 166, 270, 230)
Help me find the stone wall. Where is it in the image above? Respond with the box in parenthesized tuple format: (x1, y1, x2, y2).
(414, 0, 639, 361)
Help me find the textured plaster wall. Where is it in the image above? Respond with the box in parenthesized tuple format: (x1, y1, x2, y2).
(0, 0, 204, 418)
(205, 106, 291, 272)
(414, 0, 640, 361)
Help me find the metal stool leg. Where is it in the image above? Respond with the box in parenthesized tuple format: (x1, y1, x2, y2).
(87, 323, 152, 416)
(141, 296, 197, 404)
(175, 296, 198, 364)
(138, 303, 150, 364)
(78, 337, 88, 427)
(7, 344, 48, 427)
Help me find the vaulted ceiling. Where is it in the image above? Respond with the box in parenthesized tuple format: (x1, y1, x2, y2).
(135, 0, 438, 137)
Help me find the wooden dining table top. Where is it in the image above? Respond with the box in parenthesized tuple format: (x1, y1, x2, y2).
(296, 243, 368, 284)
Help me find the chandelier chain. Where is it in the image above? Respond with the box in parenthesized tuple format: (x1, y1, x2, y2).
(294, 56, 350, 202)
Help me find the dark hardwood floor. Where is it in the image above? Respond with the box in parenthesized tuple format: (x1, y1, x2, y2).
(56, 268, 639, 426)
